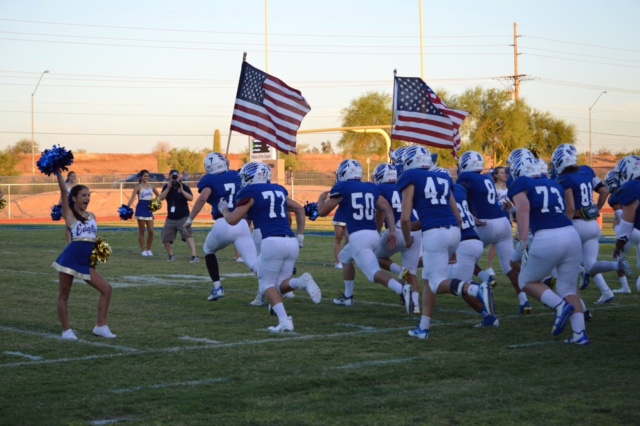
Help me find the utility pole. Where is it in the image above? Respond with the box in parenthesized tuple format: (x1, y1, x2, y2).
(499, 23, 529, 101)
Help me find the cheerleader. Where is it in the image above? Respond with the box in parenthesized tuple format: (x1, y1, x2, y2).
(127, 169, 160, 256)
(52, 169, 116, 340)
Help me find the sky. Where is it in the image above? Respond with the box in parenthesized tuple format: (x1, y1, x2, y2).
(1, 0, 639, 158)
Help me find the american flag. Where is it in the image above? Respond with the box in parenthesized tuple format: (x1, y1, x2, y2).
(230, 61, 311, 155)
(391, 76, 468, 156)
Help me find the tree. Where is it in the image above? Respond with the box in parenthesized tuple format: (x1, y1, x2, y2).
(13, 139, 37, 154)
(167, 148, 205, 174)
(338, 91, 392, 157)
(320, 140, 334, 154)
(0, 146, 21, 176)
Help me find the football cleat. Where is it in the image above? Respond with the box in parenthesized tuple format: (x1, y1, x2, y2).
(475, 282, 494, 316)
(207, 286, 225, 302)
(617, 254, 633, 278)
(267, 316, 294, 333)
(519, 301, 533, 315)
(408, 327, 429, 340)
(487, 275, 497, 289)
(578, 267, 590, 290)
(612, 287, 632, 294)
(552, 301, 575, 336)
(249, 290, 266, 306)
(474, 315, 500, 328)
(333, 293, 354, 307)
(594, 290, 615, 305)
(301, 273, 322, 304)
(565, 330, 590, 345)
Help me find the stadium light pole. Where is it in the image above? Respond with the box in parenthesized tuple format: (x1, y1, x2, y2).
(31, 70, 50, 175)
(588, 91, 606, 166)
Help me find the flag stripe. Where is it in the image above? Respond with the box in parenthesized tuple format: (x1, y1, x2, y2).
(229, 62, 310, 155)
(391, 76, 468, 157)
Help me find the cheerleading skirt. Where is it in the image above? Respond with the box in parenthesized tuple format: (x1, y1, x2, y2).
(135, 199, 154, 221)
(52, 241, 94, 280)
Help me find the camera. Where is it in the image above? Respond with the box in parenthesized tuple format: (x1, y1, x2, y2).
(170, 173, 181, 189)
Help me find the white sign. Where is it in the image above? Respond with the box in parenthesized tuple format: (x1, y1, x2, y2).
(250, 140, 277, 161)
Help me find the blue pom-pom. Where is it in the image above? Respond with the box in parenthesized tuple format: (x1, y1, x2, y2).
(304, 202, 319, 221)
(37, 145, 74, 176)
(118, 204, 134, 220)
(51, 204, 63, 221)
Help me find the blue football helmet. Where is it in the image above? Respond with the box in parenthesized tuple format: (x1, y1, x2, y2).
(204, 152, 229, 174)
(239, 162, 272, 187)
(458, 151, 484, 173)
(372, 163, 397, 184)
(551, 143, 579, 174)
(403, 146, 433, 170)
(336, 159, 363, 182)
(615, 155, 640, 185)
(604, 170, 620, 193)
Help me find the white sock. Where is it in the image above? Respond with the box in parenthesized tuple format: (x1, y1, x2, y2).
(387, 279, 403, 294)
(213, 281, 222, 290)
(344, 280, 355, 298)
(569, 311, 586, 333)
(289, 277, 302, 289)
(390, 263, 402, 274)
(272, 302, 287, 320)
(478, 270, 490, 282)
(619, 276, 629, 288)
(466, 283, 479, 298)
(412, 291, 419, 306)
(518, 292, 528, 304)
(540, 289, 563, 310)
(419, 315, 431, 330)
(593, 274, 611, 294)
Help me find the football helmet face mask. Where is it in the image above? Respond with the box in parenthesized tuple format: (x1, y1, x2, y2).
(551, 144, 579, 174)
(372, 163, 398, 184)
(511, 156, 539, 179)
(402, 146, 433, 170)
(458, 151, 484, 173)
(605, 170, 620, 193)
(204, 152, 229, 174)
(336, 159, 363, 182)
(615, 155, 640, 185)
(239, 162, 272, 188)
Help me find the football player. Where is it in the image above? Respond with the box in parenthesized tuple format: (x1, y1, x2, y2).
(398, 146, 494, 341)
(184, 152, 258, 302)
(612, 156, 640, 292)
(552, 144, 625, 304)
(372, 162, 422, 314)
(220, 162, 321, 333)
(317, 159, 414, 313)
(508, 152, 588, 344)
(456, 150, 532, 314)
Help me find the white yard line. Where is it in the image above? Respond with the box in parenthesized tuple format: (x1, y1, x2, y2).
(4, 351, 44, 361)
(109, 378, 227, 394)
(179, 336, 221, 344)
(331, 357, 419, 370)
(0, 326, 138, 352)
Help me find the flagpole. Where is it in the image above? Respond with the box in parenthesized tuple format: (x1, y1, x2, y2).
(226, 52, 248, 157)
(389, 69, 398, 162)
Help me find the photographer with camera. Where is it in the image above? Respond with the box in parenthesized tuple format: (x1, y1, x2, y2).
(158, 170, 199, 263)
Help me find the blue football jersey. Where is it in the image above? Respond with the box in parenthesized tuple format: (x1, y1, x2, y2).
(397, 169, 458, 231)
(508, 176, 572, 235)
(456, 171, 504, 219)
(236, 182, 294, 238)
(556, 170, 597, 211)
(197, 171, 241, 219)
(579, 165, 604, 191)
(377, 182, 402, 225)
(608, 192, 620, 209)
(453, 184, 479, 241)
(613, 180, 640, 230)
(329, 180, 380, 234)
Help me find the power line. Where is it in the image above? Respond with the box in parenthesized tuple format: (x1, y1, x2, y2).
(521, 46, 640, 64)
(523, 52, 640, 69)
(524, 35, 640, 54)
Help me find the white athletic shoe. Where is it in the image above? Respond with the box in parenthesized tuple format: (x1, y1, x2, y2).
(284, 291, 295, 298)
(92, 325, 117, 339)
(61, 329, 78, 340)
(142, 250, 148, 256)
(612, 287, 631, 294)
(249, 290, 266, 306)
(335, 263, 343, 269)
(146, 250, 153, 257)
(301, 273, 322, 303)
(268, 316, 294, 333)
(485, 268, 496, 276)
(401, 284, 413, 314)
(594, 290, 615, 305)
(236, 257, 244, 263)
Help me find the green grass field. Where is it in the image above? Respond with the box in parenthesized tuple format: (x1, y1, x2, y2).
(1, 224, 639, 425)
